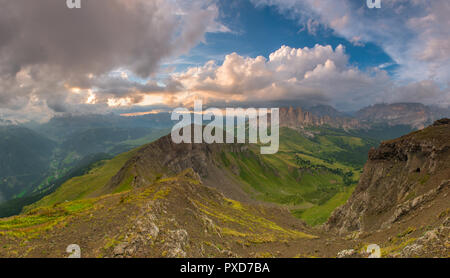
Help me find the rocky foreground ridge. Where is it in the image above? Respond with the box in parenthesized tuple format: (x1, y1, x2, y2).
(326, 119, 450, 257)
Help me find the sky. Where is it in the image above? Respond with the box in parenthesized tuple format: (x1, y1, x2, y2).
(0, 0, 449, 122)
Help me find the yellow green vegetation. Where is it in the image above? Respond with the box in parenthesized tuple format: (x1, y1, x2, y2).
(153, 188, 171, 200)
(0, 199, 95, 239)
(397, 226, 416, 238)
(381, 238, 417, 257)
(25, 149, 138, 210)
(103, 236, 122, 250)
(122, 169, 195, 204)
(438, 208, 450, 219)
(225, 198, 244, 210)
(156, 168, 201, 185)
(112, 175, 135, 194)
(192, 196, 316, 245)
(378, 226, 418, 257)
(219, 127, 371, 226)
(293, 186, 355, 226)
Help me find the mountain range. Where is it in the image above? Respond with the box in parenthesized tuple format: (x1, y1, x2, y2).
(0, 102, 449, 257)
(1, 102, 449, 214)
(0, 118, 448, 258)
(281, 103, 450, 130)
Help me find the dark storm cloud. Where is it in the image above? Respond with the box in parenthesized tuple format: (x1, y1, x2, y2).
(0, 0, 222, 120)
(0, 0, 201, 77)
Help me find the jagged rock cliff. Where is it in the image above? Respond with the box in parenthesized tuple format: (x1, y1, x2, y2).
(356, 103, 447, 129)
(326, 119, 450, 235)
(279, 107, 361, 130)
(279, 103, 450, 131)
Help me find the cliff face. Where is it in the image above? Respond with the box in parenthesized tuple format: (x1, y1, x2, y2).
(279, 107, 361, 130)
(326, 119, 450, 235)
(279, 103, 450, 131)
(356, 103, 440, 129)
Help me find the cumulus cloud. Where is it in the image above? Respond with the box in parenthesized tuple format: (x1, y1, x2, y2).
(163, 44, 392, 110)
(0, 0, 448, 122)
(158, 44, 448, 111)
(0, 0, 226, 121)
(251, 0, 450, 84)
(50, 44, 391, 111)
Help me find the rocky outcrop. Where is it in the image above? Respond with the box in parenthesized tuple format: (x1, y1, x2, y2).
(397, 216, 450, 258)
(385, 180, 449, 227)
(325, 119, 450, 235)
(279, 107, 362, 130)
(278, 103, 450, 131)
(355, 103, 448, 129)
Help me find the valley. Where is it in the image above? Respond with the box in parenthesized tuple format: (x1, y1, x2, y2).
(0, 0, 449, 262)
(0, 114, 171, 217)
(0, 105, 449, 258)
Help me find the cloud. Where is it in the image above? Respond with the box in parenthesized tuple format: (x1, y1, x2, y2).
(384, 80, 450, 107)
(0, 0, 226, 121)
(5, 40, 444, 118)
(162, 44, 449, 111)
(250, 0, 450, 84)
(163, 44, 393, 110)
(0, 0, 448, 122)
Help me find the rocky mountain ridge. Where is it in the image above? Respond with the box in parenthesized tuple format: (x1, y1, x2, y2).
(279, 106, 362, 130)
(325, 119, 450, 257)
(279, 103, 450, 131)
(356, 103, 449, 129)
(102, 128, 253, 202)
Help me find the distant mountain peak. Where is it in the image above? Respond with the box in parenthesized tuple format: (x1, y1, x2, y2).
(278, 103, 450, 131)
(279, 106, 361, 130)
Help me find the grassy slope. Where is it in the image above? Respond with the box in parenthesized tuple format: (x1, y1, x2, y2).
(24, 149, 139, 211)
(22, 126, 377, 227)
(221, 127, 376, 225)
(0, 169, 316, 258)
(292, 186, 355, 226)
(0, 126, 56, 200)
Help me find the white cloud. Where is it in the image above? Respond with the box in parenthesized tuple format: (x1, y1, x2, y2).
(1, 0, 448, 122)
(384, 80, 450, 107)
(49, 44, 447, 112)
(0, 0, 228, 121)
(251, 0, 450, 85)
(164, 44, 392, 110)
